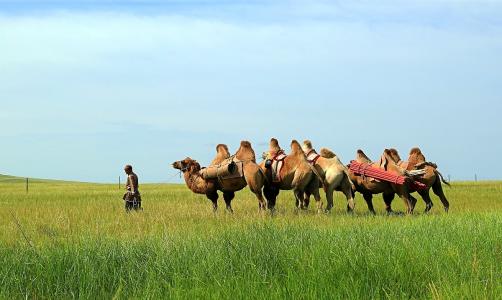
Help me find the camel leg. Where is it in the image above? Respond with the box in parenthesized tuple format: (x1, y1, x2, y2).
(312, 188, 322, 213)
(223, 191, 235, 213)
(418, 189, 433, 213)
(246, 168, 267, 211)
(325, 186, 335, 212)
(249, 183, 267, 211)
(253, 191, 267, 211)
(432, 179, 450, 213)
(293, 189, 305, 210)
(409, 194, 418, 213)
(342, 180, 355, 213)
(397, 189, 413, 214)
(383, 192, 395, 214)
(363, 193, 376, 215)
(304, 192, 311, 210)
(206, 192, 219, 213)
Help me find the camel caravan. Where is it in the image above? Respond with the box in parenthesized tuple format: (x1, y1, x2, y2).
(172, 138, 450, 215)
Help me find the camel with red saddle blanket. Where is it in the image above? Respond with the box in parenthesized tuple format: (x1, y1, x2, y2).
(387, 148, 450, 213)
(301, 140, 355, 212)
(172, 141, 266, 212)
(349, 149, 425, 214)
(260, 138, 320, 210)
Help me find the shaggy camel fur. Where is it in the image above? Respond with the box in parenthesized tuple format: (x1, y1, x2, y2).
(172, 141, 266, 212)
(302, 140, 355, 212)
(349, 149, 419, 214)
(388, 148, 450, 213)
(260, 138, 320, 210)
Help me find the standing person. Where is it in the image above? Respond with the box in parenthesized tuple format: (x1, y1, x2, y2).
(122, 164, 142, 212)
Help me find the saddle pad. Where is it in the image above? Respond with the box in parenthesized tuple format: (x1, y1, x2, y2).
(218, 161, 244, 180)
(200, 158, 244, 180)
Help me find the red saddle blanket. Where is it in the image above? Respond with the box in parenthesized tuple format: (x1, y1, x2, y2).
(349, 161, 427, 190)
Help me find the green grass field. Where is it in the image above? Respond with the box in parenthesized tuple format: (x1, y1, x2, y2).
(0, 175, 501, 299)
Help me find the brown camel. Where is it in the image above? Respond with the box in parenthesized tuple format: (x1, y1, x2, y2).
(349, 149, 419, 214)
(388, 148, 450, 213)
(260, 138, 320, 210)
(172, 141, 266, 212)
(302, 140, 355, 212)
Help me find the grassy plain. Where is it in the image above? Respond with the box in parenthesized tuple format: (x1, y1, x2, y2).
(0, 175, 501, 299)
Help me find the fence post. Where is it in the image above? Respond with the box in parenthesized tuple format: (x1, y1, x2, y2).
(26, 178, 28, 193)
(118, 176, 121, 190)
(475, 174, 477, 182)
(448, 175, 451, 182)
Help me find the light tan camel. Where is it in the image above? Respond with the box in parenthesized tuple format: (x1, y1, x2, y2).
(260, 138, 320, 210)
(301, 140, 355, 212)
(172, 141, 266, 212)
(349, 149, 419, 214)
(388, 148, 450, 213)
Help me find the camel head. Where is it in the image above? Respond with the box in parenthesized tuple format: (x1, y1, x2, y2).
(302, 140, 314, 154)
(236, 140, 256, 162)
(409, 147, 426, 163)
(388, 148, 402, 163)
(172, 157, 201, 173)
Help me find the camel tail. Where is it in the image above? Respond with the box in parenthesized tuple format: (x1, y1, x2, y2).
(435, 170, 451, 187)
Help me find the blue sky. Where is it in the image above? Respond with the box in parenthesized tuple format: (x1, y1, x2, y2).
(1, 0, 501, 182)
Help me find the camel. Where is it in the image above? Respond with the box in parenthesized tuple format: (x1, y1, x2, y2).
(349, 149, 419, 214)
(172, 141, 266, 212)
(301, 140, 355, 212)
(260, 138, 320, 210)
(388, 148, 450, 213)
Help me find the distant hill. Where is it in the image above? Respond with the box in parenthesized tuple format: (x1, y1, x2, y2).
(0, 174, 20, 180)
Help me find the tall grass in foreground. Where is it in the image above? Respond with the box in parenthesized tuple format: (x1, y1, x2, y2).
(0, 180, 501, 299)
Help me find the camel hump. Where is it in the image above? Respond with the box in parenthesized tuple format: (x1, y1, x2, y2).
(290, 140, 303, 154)
(409, 147, 426, 162)
(216, 144, 230, 154)
(320, 148, 336, 159)
(302, 140, 314, 154)
(388, 148, 401, 161)
(240, 141, 252, 148)
(410, 147, 422, 155)
(235, 140, 256, 162)
(270, 138, 280, 147)
(356, 149, 371, 161)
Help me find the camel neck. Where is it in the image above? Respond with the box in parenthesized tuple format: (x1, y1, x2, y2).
(183, 171, 208, 194)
